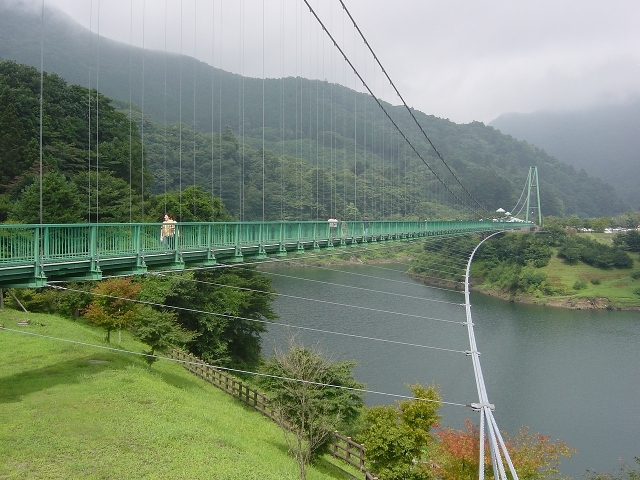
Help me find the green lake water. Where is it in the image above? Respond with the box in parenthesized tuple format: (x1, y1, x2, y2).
(263, 264, 640, 479)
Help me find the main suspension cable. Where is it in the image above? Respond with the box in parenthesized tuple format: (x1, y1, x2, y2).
(303, 0, 482, 218)
(336, 0, 487, 217)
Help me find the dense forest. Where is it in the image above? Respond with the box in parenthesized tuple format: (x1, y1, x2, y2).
(0, 3, 630, 220)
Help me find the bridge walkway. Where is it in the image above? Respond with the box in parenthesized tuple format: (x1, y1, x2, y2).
(0, 220, 533, 288)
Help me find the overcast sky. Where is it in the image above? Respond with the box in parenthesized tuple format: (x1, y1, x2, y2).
(38, 0, 640, 124)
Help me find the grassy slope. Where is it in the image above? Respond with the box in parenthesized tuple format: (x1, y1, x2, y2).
(539, 253, 640, 308)
(0, 310, 359, 480)
(476, 233, 640, 309)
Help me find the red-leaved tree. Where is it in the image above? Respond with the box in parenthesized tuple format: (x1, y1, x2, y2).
(84, 278, 142, 343)
(430, 419, 576, 480)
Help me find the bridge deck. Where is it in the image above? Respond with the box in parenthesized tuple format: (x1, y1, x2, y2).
(0, 220, 533, 288)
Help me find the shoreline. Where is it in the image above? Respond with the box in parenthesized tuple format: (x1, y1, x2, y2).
(259, 256, 640, 311)
(406, 272, 640, 311)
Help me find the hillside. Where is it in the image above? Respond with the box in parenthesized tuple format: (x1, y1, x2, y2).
(490, 103, 640, 210)
(0, 309, 356, 479)
(0, 2, 630, 218)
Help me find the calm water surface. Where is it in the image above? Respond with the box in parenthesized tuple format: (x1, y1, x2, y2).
(262, 264, 640, 479)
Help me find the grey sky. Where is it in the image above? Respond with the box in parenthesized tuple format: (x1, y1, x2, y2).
(41, 0, 640, 124)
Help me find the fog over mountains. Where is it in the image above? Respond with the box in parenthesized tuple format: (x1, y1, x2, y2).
(491, 103, 640, 210)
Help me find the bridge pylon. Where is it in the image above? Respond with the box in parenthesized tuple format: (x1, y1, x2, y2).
(525, 166, 542, 226)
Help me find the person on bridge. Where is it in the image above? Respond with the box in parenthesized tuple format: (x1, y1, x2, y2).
(161, 213, 177, 250)
(328, 216, 338, 242)
(362, 215, 369, 236)
(341, 218, 348, 240)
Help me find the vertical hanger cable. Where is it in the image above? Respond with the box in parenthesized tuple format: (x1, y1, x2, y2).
(140, 0, 146, 222)
(128, 0, 133, 223)
(193, 0, 197, 217)
(87, 0, 93, 221)
(218, 1, 223, 211)
(240, 0, 246, 221)
(39, 0, 44, 225)
(280, 0, 284, 220)
(211, 0, 215, 220)
(262, 0, 266, 222)
(163, 0, 168, 215)
(95, 0, 100, 224)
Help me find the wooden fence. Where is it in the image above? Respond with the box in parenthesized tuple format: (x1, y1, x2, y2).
(171, 350, 378, 479)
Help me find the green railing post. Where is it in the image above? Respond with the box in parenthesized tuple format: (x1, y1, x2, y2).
(232, 222, 243, 262)
(206, 223, 216, 264)
(89, 224, 100, 276)
(277, 222, 287, 256)
(313, 222, 320, 252)
(257, 223, 267, 259)
(134, 225, 146, 270)
(34, 226, 42, 281)
(296, 222, 305, 253)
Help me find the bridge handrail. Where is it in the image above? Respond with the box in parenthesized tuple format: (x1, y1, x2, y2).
(0, 220, 535, 287)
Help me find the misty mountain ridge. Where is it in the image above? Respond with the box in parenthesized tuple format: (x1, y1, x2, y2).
(490, 102, 640, 209)
(0, 1, 631, 218)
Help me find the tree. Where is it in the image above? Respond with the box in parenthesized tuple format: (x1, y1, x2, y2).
(138, 266, 276, 369)
(0, 90, 32, 190)
(557, 237, 584, 264)
(83, 278, 142, 343)
(146, 185, 232, 222)
(72, 171, 142, 223)
(355, 383, 441, 480)
(613, 230, 640, 252)
(431, 420, 576, 480)
(10, 171, 84, 224)
(132, 305, 197, 370)
(259, 339, 364, 480)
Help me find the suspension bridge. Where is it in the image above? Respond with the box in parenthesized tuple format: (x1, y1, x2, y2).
(0, 1, 545, 478)
(0, 219, 532, 289)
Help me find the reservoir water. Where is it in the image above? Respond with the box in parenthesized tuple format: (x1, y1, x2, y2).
(262, 264, 640, 479)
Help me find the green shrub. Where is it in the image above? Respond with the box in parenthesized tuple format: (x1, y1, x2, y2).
(573, 279, 588, 290)
(559, 236, 634, 269)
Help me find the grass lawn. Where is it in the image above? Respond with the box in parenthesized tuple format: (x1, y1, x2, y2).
(542, 254, 640, 308)
(0, 309, 360, 479)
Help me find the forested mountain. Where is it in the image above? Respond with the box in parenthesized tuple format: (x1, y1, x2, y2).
(0, 60, 147, 223)
(0, 1, 630, 219)
(490, 103, 640, 210)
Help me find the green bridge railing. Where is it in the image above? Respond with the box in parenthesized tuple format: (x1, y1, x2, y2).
(0, 220, 534, 288)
